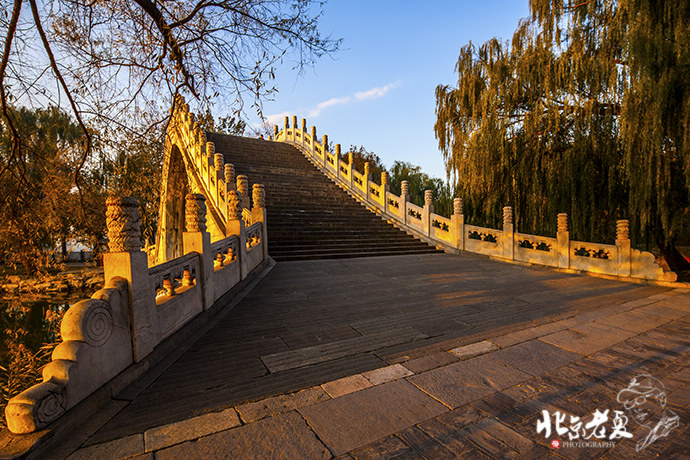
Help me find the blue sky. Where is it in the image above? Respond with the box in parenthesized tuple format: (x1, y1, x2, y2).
(248, 1, 530, 181)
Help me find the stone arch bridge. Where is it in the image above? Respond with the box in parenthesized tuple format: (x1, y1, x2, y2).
(2, 97, 687, 459)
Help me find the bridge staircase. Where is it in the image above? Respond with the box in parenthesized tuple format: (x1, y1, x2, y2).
(207, 133, 442, 261)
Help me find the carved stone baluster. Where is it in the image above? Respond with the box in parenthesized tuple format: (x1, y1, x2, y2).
(557, 213, 570, 269)
(236, 175, 250, 209)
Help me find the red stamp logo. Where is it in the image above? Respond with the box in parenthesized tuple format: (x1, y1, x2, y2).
(551, 439, 561, 449)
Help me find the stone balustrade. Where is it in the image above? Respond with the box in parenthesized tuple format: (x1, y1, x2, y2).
(273, 118, 677, 283)
(5, 190, 269, 434)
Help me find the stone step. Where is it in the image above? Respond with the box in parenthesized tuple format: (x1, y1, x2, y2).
(207, 132, 440, 260)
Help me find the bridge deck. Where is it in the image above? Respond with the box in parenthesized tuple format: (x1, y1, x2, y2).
(60, 252, 689, 459)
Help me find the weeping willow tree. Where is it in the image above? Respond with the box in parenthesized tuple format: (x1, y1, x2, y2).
(435, 0, 690, 263)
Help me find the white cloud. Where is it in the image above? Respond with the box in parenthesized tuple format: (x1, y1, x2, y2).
(264, 80, 402, 125)
(354, 81, 401, 101)
(307, 96, 351, 118)
(264, 111, 292, 127)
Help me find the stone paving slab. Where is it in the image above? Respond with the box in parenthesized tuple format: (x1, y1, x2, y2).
(235, 385, 329, 423)
(539, 321, 637, 355)
(155, 411, 331, 459)
(260, 325, 427, 372)
(143, 408, 241, 452)
(299, 379, 448, 455)
(490, 339, 582, 377)
(407, 354, 532, 408)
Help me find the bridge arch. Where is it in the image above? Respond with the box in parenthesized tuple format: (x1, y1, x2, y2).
(154, 96, 229, 264)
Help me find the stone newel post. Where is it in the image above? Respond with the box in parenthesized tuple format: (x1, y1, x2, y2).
(321, 134, 328, 166)
(364, 162, 371, 199)
(381, 171, 389, 211)
(452, 197, 465, 250)
(104, 196, 156, 362)
(284, 116, 289, 135)
(311, 126, 317, 151)
(335, 144, 342, 180)
(252, 184, 269, 258)
(214, 153, 224, 171)
(292, 116, 298, 141)
(225, 163, 236, 190)
(236, 175, 250, 209)
(502, 206, 514, 260)
(424, 190, 434, 236)
(557, 213, 570, 268)
(226, 189, 248, 278)
(183, 193, 214, 310)
(301, 118, 307, 142)
(616, 219, 631, 276)
(274, 124, 278, 139)
(401, 180, 409, 224)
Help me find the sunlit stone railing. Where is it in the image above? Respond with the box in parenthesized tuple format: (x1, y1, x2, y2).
(4, 189, 269, 435)
(273, 116, 676, 283)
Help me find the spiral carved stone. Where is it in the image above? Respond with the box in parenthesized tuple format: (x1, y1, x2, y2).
(454, 198, 463, 215)
(302, 118, 307, 132)
(284, 116, 289, 129)
(424, 190, 433, 206)
(227, 190, 242, 220)
(292, 116, 297, 130)
(557, 213, 568, 233)
(617, 219, 630, 240)
(106, 196, 141, 252)
(503, 206, 513, 226)
(322, 135, 328, 151)
(237, 175, 249, 198)
(253, 184, 266, 209)
(381, 172, 388, 187)
(185, 193, 207, 232)
(274, 125, 278, 137)
(401, 180, 409, 196)
(35, 383, 65, 427)
(364, 162, 370, 177)
(80, 299, 113, 346)
(348, 152, 354, 165)
(207, 141, 215, 157)
(311, 126, 316, 139)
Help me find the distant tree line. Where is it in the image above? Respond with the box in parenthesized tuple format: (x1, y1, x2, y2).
(342, 145, 456, 217)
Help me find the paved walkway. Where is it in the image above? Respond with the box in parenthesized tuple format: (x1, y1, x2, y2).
(60, 253, 688, 459)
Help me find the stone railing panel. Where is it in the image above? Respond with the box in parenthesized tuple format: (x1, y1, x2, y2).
(245, 222, 264, 272)
(465, 224, 503, 257)
(514, 232, 558, 266)
(386, 192, 403, 220)
(352, 170, 366, 195)
(430, 213, 453, 245)
(210, 235, 241, 301)
(569, 240, 618, 274)
(406, 202, 424, 232)
(149, 252, 203, 340)
(369, 182, 384, 208)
